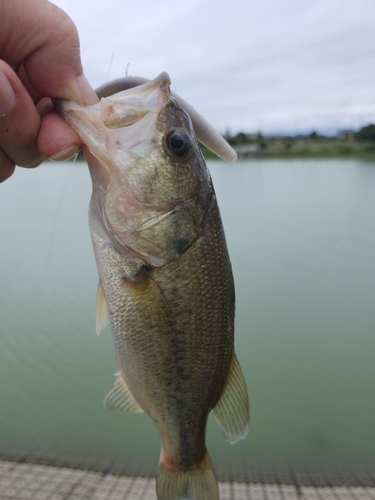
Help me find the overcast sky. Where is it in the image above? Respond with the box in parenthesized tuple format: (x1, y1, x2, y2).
(54, 0, 375, 136)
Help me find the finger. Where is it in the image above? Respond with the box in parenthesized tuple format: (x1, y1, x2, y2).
(0, 0, 97, 106)
(0, 148, 16, 183)
(0, 61, 43, 167)
(36, 95, 83, 159)
(16, 61, 41, 103)
(38, 111, 81, 160)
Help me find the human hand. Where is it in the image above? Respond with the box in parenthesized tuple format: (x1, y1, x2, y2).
(0, 0, 98, 182)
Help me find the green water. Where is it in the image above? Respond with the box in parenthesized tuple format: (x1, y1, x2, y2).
(0, 158, 374, 474)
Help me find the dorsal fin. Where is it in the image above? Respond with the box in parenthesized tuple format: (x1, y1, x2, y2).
(95, 75, 237, 163)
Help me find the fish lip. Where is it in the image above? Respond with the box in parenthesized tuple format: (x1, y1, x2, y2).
(98, 72, 172, 118)
(96, 73, 172, 134)
(100, 71, 171, 106)
(53, 72, 172, 117)
(129, 72, 171, 99)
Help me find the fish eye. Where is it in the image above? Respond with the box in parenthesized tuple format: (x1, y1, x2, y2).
(165, 129, 191, 158)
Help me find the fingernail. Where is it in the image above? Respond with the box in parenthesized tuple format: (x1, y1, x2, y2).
(49, 145, 80, 161)
(76, 74, 98, 105)
(0, 71, 16, 116)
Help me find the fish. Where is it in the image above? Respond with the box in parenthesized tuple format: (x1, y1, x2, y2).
(55, 72, 249, 500)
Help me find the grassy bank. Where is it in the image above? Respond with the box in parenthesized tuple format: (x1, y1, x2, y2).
(201, 125, 375, 160)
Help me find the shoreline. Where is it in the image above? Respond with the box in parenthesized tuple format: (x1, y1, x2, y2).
(201, 147, 375, 161)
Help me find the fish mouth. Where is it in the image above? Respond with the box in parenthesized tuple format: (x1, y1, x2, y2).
(54, 72, 173, 184)
(54, 72, 171, 129)
(56, 71, 237, 163)
(98, 72, 171, 130)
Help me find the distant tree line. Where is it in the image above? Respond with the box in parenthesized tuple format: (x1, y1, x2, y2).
(226, 132, 267, 149)
(225, 124, 375, 145)
(354, 124, 375, 142)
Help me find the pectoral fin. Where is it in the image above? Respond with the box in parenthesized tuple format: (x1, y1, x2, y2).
(104, 372, 144, 412)
(212, 353, 250, 444)
(96, 281, 109, 335)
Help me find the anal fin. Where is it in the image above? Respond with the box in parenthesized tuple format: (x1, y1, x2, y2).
(212, 352, 250, 444)
(104, 371, 144, 412)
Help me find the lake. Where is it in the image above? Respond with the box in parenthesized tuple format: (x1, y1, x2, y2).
(0, 158, 374, 480)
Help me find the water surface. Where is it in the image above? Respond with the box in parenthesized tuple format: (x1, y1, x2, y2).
(0, 158, 374, 476)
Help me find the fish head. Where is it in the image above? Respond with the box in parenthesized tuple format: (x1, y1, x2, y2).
(56, 73, 212, 267)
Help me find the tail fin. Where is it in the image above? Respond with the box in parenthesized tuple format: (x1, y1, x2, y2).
(156, 451, 219, 500)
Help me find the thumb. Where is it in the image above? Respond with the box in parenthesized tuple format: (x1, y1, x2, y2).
(0, 0, 97, 105)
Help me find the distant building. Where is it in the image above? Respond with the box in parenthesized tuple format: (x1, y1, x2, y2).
(338, 130, 355, 141)
(233, 144, 258, 158)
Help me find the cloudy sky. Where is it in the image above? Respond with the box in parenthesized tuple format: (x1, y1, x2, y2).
(54, 0, 375, 136)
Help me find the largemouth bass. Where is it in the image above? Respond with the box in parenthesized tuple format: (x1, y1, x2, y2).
(56, 72, 249, 500)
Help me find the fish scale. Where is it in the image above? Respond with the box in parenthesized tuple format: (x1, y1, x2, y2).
(56, 72, 249, 500)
